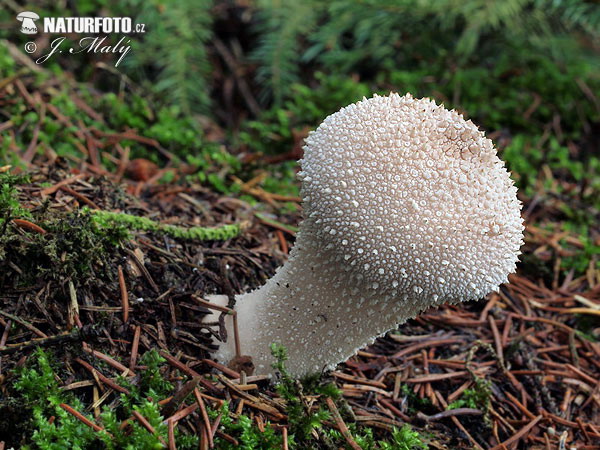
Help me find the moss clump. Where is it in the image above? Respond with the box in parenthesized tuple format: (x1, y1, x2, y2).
(447, 377, 492, 412)
(9, 348, 199, 449)
(269, 344, 428, 449)
(270, 343, 337, 444)
(206, 401, 283, 449)
(0, 173, 125, 285)
(0, 172, 31, 229)
(88, 209, 241, 241)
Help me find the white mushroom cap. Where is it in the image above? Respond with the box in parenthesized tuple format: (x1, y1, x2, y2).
(217, 93, 524, 376)
(300, 92, 523, 306)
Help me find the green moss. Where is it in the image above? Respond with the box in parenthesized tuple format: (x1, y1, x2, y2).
(0, 207, 125, 285)
(325, 424, 428, 450)
(8, 348, 199, 449)
(14, 348, 98, 450)
(268, 344, 428, 448)
(270, 343, 336, 443)
(205, 401, 282, 449)
(399, 383, 433, 415)
(385, 425, 428, 450)
(0, 172, 31, 229)
(88, 209, 240, 241)
(447, 378, 492, 412)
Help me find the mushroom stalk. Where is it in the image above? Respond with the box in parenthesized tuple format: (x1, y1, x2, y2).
(214, 93, 524, 377)
(217, 232, 423, 376)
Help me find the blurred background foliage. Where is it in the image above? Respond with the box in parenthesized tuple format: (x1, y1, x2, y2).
(0, 0, 599, 269)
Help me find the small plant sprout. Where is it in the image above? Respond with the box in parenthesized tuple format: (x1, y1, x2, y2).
(212, 93, 524, 376)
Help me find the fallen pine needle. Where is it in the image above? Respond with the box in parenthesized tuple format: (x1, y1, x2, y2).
(118, 265, 129, 323)
(12, 218, 46, 234)
(194, 388, 214, 449)
(490, 415, 542, 450)
(325, 397, 361, 450)
(167, 419, 176, 450)
(132, 410, 167, 446)
(59, 403, 107, 434)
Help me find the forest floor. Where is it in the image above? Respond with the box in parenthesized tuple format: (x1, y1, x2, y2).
(1, 50, 600, 450)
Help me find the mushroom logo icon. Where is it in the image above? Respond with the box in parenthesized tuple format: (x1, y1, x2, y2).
(16, 11, 40, 34)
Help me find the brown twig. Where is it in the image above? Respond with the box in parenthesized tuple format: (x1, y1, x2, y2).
(12, 218, 46, 235)
(416, 408, 483, 422)
(38, 174, 86, 196)
(194, 388, 214, 449)
(83, 344, 135, 376)
(191, 296, 241, 358)
(117, 265, 129, 323)
(132, 410, 167, 446)
(0, 331, 81, 355)
(0, 310, 47, 338)
(166, 403, 198, 423)
(167, 419, 176, 450)
(201, 358, 240, 378)
(129, 325, 141, 371)
(59, 403, 108, 434)
(161, 377, 201, 418)
(490, 415, 543, 450)
(75, 357, 130, 395)
(60, 186, 100, 209)
(325, 397, 361, 450)
(159, 351, 222, 396)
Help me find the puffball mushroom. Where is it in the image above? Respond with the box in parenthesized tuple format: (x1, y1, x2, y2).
(214, 93, 524, 377)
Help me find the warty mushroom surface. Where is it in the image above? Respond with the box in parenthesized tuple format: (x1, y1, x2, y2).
(212, 92, 524, 377)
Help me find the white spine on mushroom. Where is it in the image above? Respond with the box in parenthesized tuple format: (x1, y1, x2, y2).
(216, 93, 524, 377)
